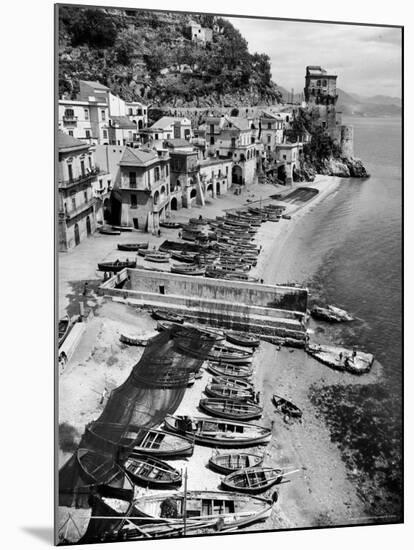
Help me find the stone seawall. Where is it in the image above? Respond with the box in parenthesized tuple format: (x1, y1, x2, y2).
(99, 269, 309, 343)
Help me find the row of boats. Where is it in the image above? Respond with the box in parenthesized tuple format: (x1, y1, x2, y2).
(96, 202, 288, 278)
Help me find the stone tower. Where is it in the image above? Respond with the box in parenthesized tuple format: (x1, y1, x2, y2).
(340, 125, 354, 159)
(304, 66, 338, 106)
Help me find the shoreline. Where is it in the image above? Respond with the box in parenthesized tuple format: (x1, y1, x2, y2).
(58, 176, 388, 540)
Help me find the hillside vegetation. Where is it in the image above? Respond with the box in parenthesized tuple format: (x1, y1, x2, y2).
(58, 7, 282, 107)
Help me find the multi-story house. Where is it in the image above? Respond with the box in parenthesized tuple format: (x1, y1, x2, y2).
(199, 157, 233, 199)
(93, 145, 125, 224)
(108, 116, 137, 146)
(168, 142, 201, 209)
(273, 141, 304, 185)
(259, 111, 285, 158)
(148, 117, 193, 142)
(112, 147, 171, 231)
(205, 115, 257, 185)
(57, 131, 99, 251)
(58, 99, 110, 145)
(125, 101, 148, 132)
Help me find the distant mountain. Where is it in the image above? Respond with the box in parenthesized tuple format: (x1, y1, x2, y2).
(337, 89, 401, 117)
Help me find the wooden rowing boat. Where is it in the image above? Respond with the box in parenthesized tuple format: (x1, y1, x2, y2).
(122, 455, 182, 488)
(152, 309, 184, 323)
(120, 333, 156, 346)
(170, 264, 205, 276)
(207, 362, 252, 378)
(226, 331, 260, 348)
(159, 221, 182, 229)
(117, 242, 149, 251)
(211, 376, 253, 390)
(112, 225, 134, 232)
(209, 452, 264, 475)
(85, 422, 194, 458)
(171, 251, 196, 263)
(205, 383, 254, 401)
(144, 252, 170, 263)
(128, 490, 274, 530)
(209, 344, 254, 364)
(200, 398, 263, 421)
(272, 394, 303, 419)
(97, 259, 136, 272)
(99, 226, 121, 235)
(164, 415, 272, 447)
(77, 449, 134, 501)
(221, 467, 289, 494)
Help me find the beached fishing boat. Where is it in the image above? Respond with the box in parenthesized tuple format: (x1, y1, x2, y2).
(97, 259, 136, 272)
(99, 226, 121, 235)
(209, 452, 264, 475)
(77, 449, 134, 500)
(200, 398, 262, 421)
(85, 423, 194, 458)
(207, 362, 252, 378)
(221, 467, 289, 494)
(112, 225, 134, 232)
(205, 383, 254, 401)
(122, 455, 182, 488)
(144, 252, 170, 263)
(209, 344, 254, 364)
(117, 242, 149, 252)
(171, 251, 196, 263)
(225, 331, 260, 348)
(211, 376, 253, 390)
(159, 221, 182, 229)
(272, 395, 303, 419)
(129, 490, 274, 530)
(152, 309, 184, 323)
(58, 315, 71, 347)
(170, 264, 205, 276)
(164, 415, 272, 447)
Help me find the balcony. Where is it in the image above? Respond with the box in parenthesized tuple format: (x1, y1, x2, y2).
(62, 115, 78, 125)
(63, 197, 96, 220)
(58, 168, 100, 189)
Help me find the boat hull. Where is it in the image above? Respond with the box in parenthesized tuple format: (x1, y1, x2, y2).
(208, 453, 264, 475)
(200, 398, 263, 421)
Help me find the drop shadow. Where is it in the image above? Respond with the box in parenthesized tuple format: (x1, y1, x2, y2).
(21, 526, 54, 544)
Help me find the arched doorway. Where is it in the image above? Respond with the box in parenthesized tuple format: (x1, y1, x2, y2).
(154, 190, 160, 205)
(86, 215, 91, 236)
(277, 164, 287, 184)
(74, 223, 80, 246)
(190, 188, 197, 202)
(232, 165, 242, 185)
(206, 184, 213, 198)
(216, 181, 221, 196)
(138, 120, 143, 130)
(170, 197, 178, 210)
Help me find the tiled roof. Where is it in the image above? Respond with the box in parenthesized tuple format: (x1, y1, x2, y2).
(227, 117, 252, 131)
(58, 130, 89, 152)
(149, 116, 189, 130)
(119, 147, 158, 166)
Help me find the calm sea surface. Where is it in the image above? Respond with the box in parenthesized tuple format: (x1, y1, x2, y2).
(292, 115, 402, 513)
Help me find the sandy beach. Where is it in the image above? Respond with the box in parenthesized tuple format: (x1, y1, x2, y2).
(57, 176, 383, 540)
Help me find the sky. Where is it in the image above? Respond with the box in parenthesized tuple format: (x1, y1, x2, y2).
(227, 17, 402, 98)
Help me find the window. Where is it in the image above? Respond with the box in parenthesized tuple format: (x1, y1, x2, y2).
(267, 135, 271, 143)
(84, 191, 88, 203)
(103, 130, 108, 139)
(210, 136, 215, 145)
(68, 130, 73, 136)
(88, 157, 92, 170)
(137, 109, 142, 116)
(65, 108, 74, 118)
(322, 79, 327, 87)
(68, 164, 73, 181)
(84, 109, 89, 120)
(226, 166, 228, 175)
(72, 197, 76, 210)
(143, 109, 146, 115)
(283, 154, 287, 160)
(99, 179, 103, 189)
(129, 172, 137, 188)
(80, 160, 85, 176)
(130, 194, 137, 208)
(128, 108, 133, 115)
(317, 80, 321, 86)
(267, 123, 271, 129)
(86, 130, 90, 139)
(101, 110, 106, 121)
(166, 165, 169, 176)
(155, 134, 159, 140)
(155, 167, 160, 182)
